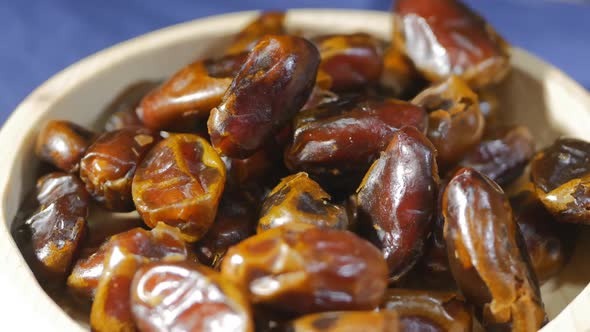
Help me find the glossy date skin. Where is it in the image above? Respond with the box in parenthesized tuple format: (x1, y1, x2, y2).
(357, 126, 439, 282)
(225, 11, 286, 55)
(194, 190, 257, 269)
(67, 223, 189, 299)
(20, 173, 89, 282)
(131, 261, 254, 332)
(35, 120, 95, 173)
(132, 134, 226, 242)
(380, 289, 472, 332)
(285, 96, 427, 177)
(313, 33, 383, 91)
(137, 52, 248, 131)
(80, 127, 159, 211)
(412, 76, 485, 169)
(394, 0, 510, 88)
(258, 172, 348, 232)
(510, 190, 576, 282)
(208, 35, 320, 158)
(287, 311, 400, 332)
(531, 138, 590, 224)
(458, 125, 535, 187)
(443, 168, 546, 331)
(221, 223, 388, 314)
(103, 81, 158, 131)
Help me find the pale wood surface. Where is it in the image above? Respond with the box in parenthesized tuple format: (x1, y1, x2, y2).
(0, 9, 589, 331)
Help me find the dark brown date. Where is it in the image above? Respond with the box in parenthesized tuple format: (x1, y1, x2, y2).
(21, 173, 89, 281)
(35, 120, 94, 173)
(80, 127, 159, 211)
(208, 35, 320, 158)
(313, 33, 383, 91)
(380, 289, 472, 332)
(380, 45, 424, 99)
(103, 81, 158, 131)
(221, 223, 388, 314)
(131, 261, 254, 332)
(225, 11, 286, 55)
(194, 190, 257, 269)
(222, 149, 276, 187)
(458, 125, 535, 187)
(258, 172, 348, 232)
(357, 126, 439, 281)
(443, 168, 546, 331)
(531, 138, 590, 224)
(285, 96, 427, 177)
(132, 134, 226, 242)
(412, 76, 485, 169)
(137, 52, 248, 131)
(287, 311, 400, 332)
(510, 190, 576, 281)
(395, 0, 510, 88)
(67, 223, 189, 299)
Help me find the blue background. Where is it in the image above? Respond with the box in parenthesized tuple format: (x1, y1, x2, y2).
(1, 0, 589, 125)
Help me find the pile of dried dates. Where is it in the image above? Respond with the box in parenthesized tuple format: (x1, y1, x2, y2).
(12, 0, 587, 331)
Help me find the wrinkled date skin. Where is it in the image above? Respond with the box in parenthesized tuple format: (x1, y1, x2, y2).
(413, 76, 485, 169)
(285, 96, 427, 177)
(531, 138, 590, 225)
(380, 289, 473, 332)
(357, 126, 439, 281)
(67, 223, 189, 299)
(20, 173, 89, 281)
(443, 168, 546, 331)
(221, 223, 388, 314)
(258, 172, 348, 232)
(132, 134, 226, 242)
(313, 33, 383, 91)
(510, 190, 576, 281)
(194, 190, 257, 269)
(80, 127, 159, 211)
(458, 125, 535, 187)
(395, 0, 510, 88)
(225, 11, 286, 55)
(131, 261, 254, 332)
(137, 52, 248, 131)
(35, 120, 95, 173)
(208, 35, 320, 158)
(287, 311, 400, 332)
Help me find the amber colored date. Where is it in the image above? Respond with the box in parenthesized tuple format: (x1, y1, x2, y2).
(313, 33, 383, 91)
(132, 134, 226, 242)
(208, 35, 320, 158)
(80, 127, 159, 211)
(67, 223, 189, 299)
(531, 138, 590, 225)
(194, 190, 257, 269)
(443, 168, 545, 331)
(225, 11, 286, 55)
(458, 125, 535, 187)
(412, 76, 484, 169)
(285, 96, 427, 177)
(357, 126, 438, 281)
(137, 52, 248, 131)
(510, 190, 576, 281)
(20, 173, 89, 282)
(221, 223, 388, 314)
(287, 311, 400, 332)
(395, 0, 510, 88)
(380, 289, 472, 332)
(35, 120, 94, 173)
(131, 261, 254, 332)
(258, 172, 348, 232)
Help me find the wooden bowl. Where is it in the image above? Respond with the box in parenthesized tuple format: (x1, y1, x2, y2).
(0, 9, 589, 331)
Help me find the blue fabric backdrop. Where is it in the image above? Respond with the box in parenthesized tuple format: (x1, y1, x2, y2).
(1, 0, 589, 124)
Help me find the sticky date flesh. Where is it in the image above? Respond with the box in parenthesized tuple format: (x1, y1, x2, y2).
(35, 120, 94, 173)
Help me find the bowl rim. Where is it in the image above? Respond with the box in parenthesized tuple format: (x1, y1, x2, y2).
(1, 8, 589, 332)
